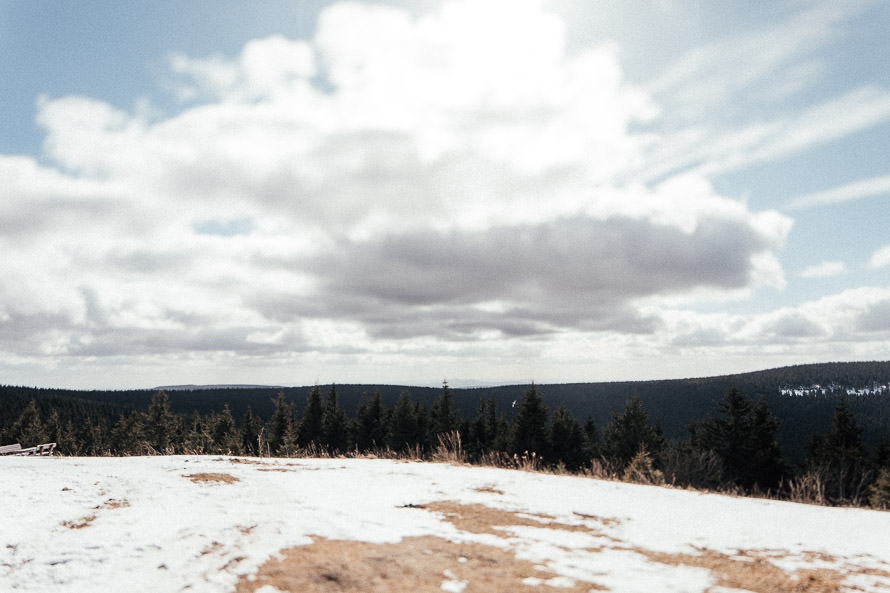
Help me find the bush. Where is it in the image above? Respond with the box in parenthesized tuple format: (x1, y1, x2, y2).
(623, 447, 664, 485)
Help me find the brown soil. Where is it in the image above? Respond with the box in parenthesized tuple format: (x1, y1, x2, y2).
(232, 535, 605, 593)
(61, 498, 129, 529)
(184, 472, 240, 484)
(417, 501, 608, 536)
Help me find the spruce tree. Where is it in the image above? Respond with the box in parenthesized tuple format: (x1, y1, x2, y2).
(355, 391, 386, 451)
(240, 407, 262, 456)
(269, 392, 296, 454)
(210, 404, 239, 454)
(297, 386, 324, 448)
(143, 391, 179, 453)
(322, 385, 350, 453)
(549, 405, 586, 470)
(11, 399, 47, 447)
(808, 401, 868, 503)
(388, 391, 419, 453)
(511, 384, 549, 457)
(603, 394, 663, 469)
(431, 380, 457, 437)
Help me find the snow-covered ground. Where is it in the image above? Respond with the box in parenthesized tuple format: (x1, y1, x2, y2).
(2, 456, 890, 592)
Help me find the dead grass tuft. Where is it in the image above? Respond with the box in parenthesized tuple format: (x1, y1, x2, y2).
(472, 485, 505, 495)
(232, 535, 605, 593)
(61, 498, 129, 529)
(639, 547, 890, 593)
(184, 472, 240, 484)
(413, 501, 596, 536)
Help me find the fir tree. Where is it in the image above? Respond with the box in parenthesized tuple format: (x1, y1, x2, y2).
(297, 386, 324, 448)
(269, 392, 296, 454)
(603, 394, 663, 469)
(143, 391, 179, 453)
(240, 407, 262, 456)
(10, 399, 47, 447)
(511, 384, 549, 457)
(388, 391, 419, 453)
(322, 385, 350, 453)
(355, 391, 386, 451)
(808, 401, 868, 503)
(430, 380, 457, 437)
(584, 416, 601, 459)
(210, 404, 239, 454)
(549, 405, 586, 470)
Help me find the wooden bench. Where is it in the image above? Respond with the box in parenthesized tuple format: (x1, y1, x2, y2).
(0, 442, 56, 456)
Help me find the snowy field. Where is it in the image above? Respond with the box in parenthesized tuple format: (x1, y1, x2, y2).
(2, 456, 890, 593)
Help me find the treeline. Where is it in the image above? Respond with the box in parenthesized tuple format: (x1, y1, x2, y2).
(3, 382, 890, 510)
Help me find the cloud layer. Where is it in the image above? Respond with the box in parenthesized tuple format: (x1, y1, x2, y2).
(2, 0, 887, 387)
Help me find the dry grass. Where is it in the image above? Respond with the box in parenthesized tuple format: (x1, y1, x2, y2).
(61, 498, 129, 529)
(472, 484, 505, 495)
(184, 472, 240, 484)
(416, 501, 603, 536)
(232, 535, 605, 593)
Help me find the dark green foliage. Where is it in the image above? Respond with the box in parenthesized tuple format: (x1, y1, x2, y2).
(240, 407, 262, 456)
(210, 404, 239, 454)
(549, 405, 587, 470)
(430, 380, 457, 437)
(143, 391, 179, 453)
(10, 399, 48, 447)
(603, 395, 663, 468)
(388, 391, 419, 453)
(511, 385, 549, 457)
(584, 416, 601, 459)
(693, 389, 785, 490)
(355, 391, 386, 451)
(807, 401, 869, 504)
(269, 392, 296, 454)
(466, 397, 506, 459)
(297, 386, 324, 448)
(322, 385, 350, 453)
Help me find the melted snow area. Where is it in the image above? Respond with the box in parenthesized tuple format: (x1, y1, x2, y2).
(3, 456, 890, 593)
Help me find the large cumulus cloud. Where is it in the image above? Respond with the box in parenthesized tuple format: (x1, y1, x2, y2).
(0, 0, 815, 385)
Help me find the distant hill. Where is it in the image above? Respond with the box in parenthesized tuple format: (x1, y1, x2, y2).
(4, 361, 890, 464)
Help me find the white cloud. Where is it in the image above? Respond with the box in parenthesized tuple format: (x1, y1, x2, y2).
(869, 245, 890, 269)
(799, 261, 846, 279)
(788, 174, 890, 210)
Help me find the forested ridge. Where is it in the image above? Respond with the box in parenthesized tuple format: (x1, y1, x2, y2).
(4, 361, 890, 509)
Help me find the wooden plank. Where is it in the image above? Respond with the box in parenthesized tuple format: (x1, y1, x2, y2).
(0, 443, 23, 455)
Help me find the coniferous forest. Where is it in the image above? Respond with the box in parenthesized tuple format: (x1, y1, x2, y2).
(3, 361, 890, 510)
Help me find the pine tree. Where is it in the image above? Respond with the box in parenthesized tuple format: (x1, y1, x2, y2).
(603, 394, 663, 469)
(210, 404, 239, 454)
(694, 388, 785, 490)
(430, 380, 457, 437)
(388, 391, 419, 453)
(549, 405, 586, 470)
(355, 391, 386, 451)
(143, 391, 179, 453)
(297, 386, 324, 449)
(584, 416, 601, 459)
(511, 384, 549, 457)
(10, 399, 47, 447)
(808, 401, 868, 504)
(322, 385, 350, 453)
(240, 407, 262, 456)
(269, 392, 296, 454)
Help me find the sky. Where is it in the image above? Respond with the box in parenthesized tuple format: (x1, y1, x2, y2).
(1, 0, 890, 390)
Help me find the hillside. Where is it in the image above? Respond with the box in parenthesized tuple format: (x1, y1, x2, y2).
(2, 455, 890, 592)
(4, 361, 890, 465)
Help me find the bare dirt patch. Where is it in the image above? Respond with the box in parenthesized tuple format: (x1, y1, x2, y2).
(472, 485, 505, 495)
(232, 535, 605, 593)
(184, 472, 240, 484)
(638, 547, 890, 593)
(416, 501, 599, 536)
(61, 498, 130, 530)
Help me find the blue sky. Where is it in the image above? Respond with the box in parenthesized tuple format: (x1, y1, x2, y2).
(1, 0, 889, 389)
